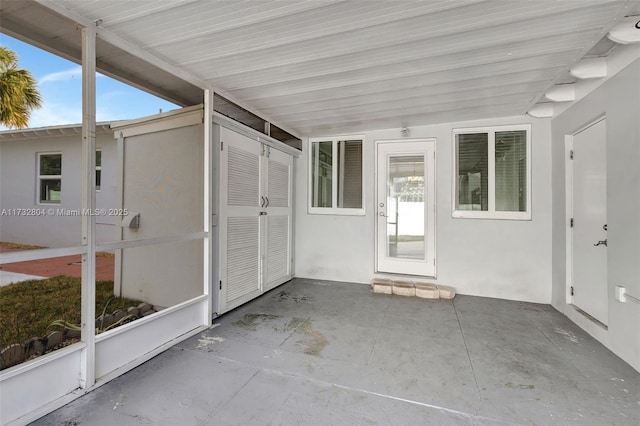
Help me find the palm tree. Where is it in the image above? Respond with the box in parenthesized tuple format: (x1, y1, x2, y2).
(0, 46, 42, 129)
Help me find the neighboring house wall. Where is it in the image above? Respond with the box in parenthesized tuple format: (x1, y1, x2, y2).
(295, 115, 553, 304)
(551, 58, 640, 371)
(0, 130, 117, 247)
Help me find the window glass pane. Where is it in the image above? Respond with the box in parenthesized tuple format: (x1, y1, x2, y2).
(456, 133, 488, 211)
(40, 154, 61, 176)
(40, 179, 61, 203)
(311, 141, 333, 207)
(337, 140, 362, 208)
(96, 150, 102, 190)
(387, 155, 425, 259)
(495, 130, 527, 212)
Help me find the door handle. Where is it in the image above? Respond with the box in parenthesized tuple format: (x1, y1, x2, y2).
(603, 224, 607, 231)
(260, 196, 265, 207)
(379, 212, 388, 217)
(593, 239, 607, 247)
(259, 211, 267, 216)
(265, 197, 269, 207)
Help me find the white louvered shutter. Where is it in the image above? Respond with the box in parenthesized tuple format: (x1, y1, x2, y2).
(219, 126, 263, 313)
(263, 148, 293, 289)
(266, 215, 289, 284)
(226, 217, 260, 302)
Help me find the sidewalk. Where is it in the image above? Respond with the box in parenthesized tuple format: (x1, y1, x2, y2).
(0, 246, 115, 282)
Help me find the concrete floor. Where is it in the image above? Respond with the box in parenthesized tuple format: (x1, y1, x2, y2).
(33, 278, 640, 425)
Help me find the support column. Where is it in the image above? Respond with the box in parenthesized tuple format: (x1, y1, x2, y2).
(80, 24, 97, 389)
(203, 88, 215, 322)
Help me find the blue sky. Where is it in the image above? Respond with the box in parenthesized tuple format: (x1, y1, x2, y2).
(1, 34, 180, 130)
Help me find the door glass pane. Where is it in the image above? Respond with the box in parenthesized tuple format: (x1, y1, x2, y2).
(495, 130, 527, 212)
(387, 155, 425, 259)
(311, 141, 332, 207)
(456, 133, 488, 211)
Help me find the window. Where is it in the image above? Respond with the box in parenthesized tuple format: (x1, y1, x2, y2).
(309, 136, 364, 215)
(96, 149, 102, 191)
(38, 152, 62, 204)
(453, 124, 531, 220)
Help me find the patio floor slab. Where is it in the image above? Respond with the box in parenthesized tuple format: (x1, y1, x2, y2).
(32, 278, 640, 425)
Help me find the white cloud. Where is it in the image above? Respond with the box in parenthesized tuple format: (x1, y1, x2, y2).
(39, 66, 105, 84)
(28, 102, 82, 128)
(39, 66, 82, 84)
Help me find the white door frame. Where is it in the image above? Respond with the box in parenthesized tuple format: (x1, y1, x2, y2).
(565, 115, 607, 308)
(375, 139, 436, 277)
(565, 133, 574, 305)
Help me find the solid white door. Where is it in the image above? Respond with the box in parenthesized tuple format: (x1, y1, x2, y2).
(572, 118, 608, 325)
(219, 126, 263, 313)
(376, 140, 436, 276)
(263, 146, 293, 290)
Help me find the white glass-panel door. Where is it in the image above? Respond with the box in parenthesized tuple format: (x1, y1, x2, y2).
(376, 140, 436, 276)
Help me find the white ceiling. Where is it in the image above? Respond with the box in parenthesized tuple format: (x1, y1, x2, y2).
(2, 0, 639, 137)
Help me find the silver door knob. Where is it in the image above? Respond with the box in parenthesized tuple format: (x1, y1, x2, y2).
(379, 203, 384, 207)
(593, 239, 607, 247)
(379, 212, 387, 217)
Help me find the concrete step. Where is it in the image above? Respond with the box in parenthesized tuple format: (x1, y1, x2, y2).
(371, 279, 456, 300)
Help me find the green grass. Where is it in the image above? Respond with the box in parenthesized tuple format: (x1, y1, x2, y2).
(0, 276, 142, 348)
(0, 241, 46, 250)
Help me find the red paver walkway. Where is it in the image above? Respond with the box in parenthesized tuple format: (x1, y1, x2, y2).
(0, 247, 115, 281)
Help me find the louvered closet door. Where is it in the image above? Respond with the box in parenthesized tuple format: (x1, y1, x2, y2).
(263, 147, 293, 290)
(219, 126, 263, 313)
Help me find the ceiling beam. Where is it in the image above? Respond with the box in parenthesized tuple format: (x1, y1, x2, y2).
(608, 15, 640, 44)
(544, 84, 576, 102)
(524, 0, 634, 113)
(570, 57, 608, 79)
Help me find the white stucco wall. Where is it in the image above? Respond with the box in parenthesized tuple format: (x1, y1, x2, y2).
(295, 115, 553, 304)
(116, 117, 204, 308)
(551, 58, 640, 372)
(0, 131, 117, 247)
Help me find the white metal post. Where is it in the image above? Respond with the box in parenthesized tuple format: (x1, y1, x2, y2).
(203, 88, 214, 322)
(114, 132, 124, 297)
(80, 25, 97, 389)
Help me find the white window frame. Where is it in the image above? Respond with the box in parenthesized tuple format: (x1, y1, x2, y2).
(37, 151, 62, 205)
(95, 148, 102, 191)
(452, 124, 531, 220)
(308, 135, 365, 216)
